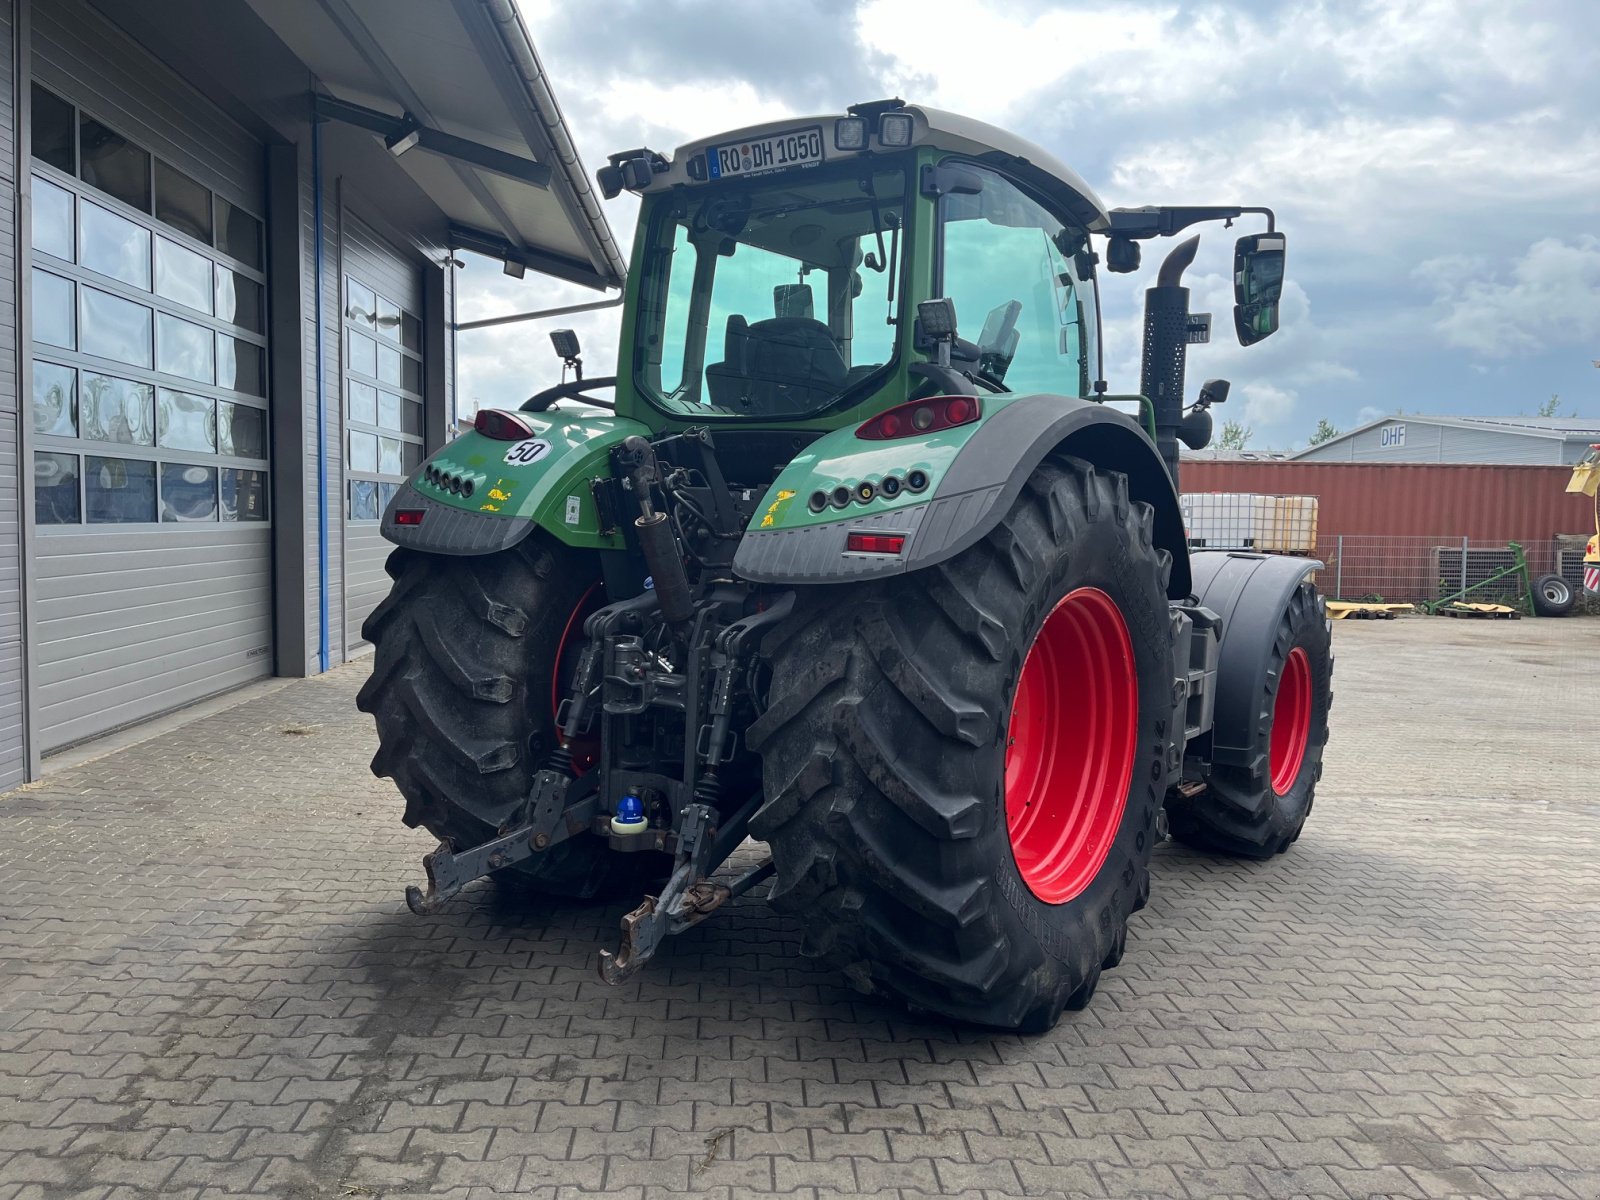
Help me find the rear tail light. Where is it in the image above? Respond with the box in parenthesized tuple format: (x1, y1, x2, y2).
(856, 395, 981, 440)
(474, 408, 535, 441)
(394, 510, 425, 526)
(846, 532, 906, 555)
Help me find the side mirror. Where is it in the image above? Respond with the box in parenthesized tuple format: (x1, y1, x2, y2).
(1233, 233, 1285, 345)
(1178, 405, 1213, 450)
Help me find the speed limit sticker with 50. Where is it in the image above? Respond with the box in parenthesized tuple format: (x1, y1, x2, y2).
(503, 438, 552, 466)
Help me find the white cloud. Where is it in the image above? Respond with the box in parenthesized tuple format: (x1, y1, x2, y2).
(1235, 381, 1296, 429)
(1419, 236, 1600, 359)
(470, 0, 1600, 436)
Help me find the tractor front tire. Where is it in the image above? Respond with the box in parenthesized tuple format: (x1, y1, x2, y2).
(356, 536, 636, 899)
(749, 456, 1172, 1032)
(1167, 580, 1332, 857)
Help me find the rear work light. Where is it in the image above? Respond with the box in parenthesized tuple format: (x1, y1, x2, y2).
(856, 395, 981, 441)
(393, 509, 425, 526)
(846, 531, 906, 555)
(474, 408, 535, 441)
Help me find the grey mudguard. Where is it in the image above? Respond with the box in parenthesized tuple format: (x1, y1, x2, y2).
(380, 482, 537, 556)
(1189, 550, 1323, 771)
(734, 395, 1193, 598)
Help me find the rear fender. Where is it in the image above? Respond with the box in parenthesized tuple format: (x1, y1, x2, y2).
(733, 393, 1192, 598)
(380, 410, 649, 555)
(1188, 551, 1323, 771)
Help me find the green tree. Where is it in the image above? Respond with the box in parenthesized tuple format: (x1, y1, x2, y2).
(1217, 420, 1253, 451)
(1308, 418, 1340, 446)
(1537, 393, 1564, 418)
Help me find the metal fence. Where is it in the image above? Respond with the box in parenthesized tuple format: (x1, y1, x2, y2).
(1180, 491, 1595, 612)
(1223, 534, 1595, 612)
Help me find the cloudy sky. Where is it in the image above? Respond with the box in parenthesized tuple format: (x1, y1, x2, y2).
(455, 0, 1598, 450)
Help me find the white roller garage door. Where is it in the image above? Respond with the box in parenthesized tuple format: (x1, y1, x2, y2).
(28, 0, 272, 750)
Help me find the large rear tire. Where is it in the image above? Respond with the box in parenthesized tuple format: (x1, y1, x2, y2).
(749, 457, 1172, 1032)
(1167, 580, 1332, 857)
(356, 535, 638, 898)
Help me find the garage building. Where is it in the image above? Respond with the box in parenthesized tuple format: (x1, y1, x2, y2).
(0, 0, 625, 787)
(1291, 414, 1600, 465)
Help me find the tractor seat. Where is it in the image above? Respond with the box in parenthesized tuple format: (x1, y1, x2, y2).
(706, 316, 849, 415)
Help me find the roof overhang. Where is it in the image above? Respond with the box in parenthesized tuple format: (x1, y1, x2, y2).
(245, 0, 625, 289)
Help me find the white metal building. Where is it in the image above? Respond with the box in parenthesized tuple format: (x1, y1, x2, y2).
(0, 0, 625, 788)
(1292, 415, 1600, 465)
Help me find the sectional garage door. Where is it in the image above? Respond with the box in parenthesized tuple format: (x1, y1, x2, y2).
(340, 212, 424, 653)
(27, 2, 271, 750)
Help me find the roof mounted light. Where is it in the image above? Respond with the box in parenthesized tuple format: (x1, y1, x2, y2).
(834, 116, 867, 151)
(878, 112, 914, 147)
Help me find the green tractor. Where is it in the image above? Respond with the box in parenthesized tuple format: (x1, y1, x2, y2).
(357, 99, 1333, 1032)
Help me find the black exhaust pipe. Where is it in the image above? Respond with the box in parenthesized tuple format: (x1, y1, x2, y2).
(1139, 234, 1200, 488)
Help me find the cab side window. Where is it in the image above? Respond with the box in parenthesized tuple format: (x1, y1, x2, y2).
(938, 163, 1095, 396)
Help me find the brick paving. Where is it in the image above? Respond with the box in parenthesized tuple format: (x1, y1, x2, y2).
(1, 616, 1597, 1200)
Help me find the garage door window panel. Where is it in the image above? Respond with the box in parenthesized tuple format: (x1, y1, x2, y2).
(36, 271, 75, 348)
(215, 197, 262, 270)
(85, 455, 156, 523)
(154, 160, 213, 243)
(34, 176, 75, 261)
(156, 313, 214, 383)
(81, 374, 153, 445)
(80, 201, 151, 290)
(79, 116, 151, 213)
(344, 273, 423, 520)
(160, 463, 218, 522)
(34, 361, 77, 437)
(215, 267, 261, 330)
(35, 452, 81, 524)
(217, 334, 264, 396)
(32, 84, 76, 173)
(218, 402, 265, 459)
(157, 389, 216, 452)
(25, 85, 270, 540)
(155, 237, 213, 314)
(222, 468, 267, 521)
(79, 286, 152, 368)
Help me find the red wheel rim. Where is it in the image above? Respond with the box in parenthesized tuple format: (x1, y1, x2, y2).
(1269, 646, 1312, 795)
(552, 581, 605, 775)
(1004, 587, 1138, 905)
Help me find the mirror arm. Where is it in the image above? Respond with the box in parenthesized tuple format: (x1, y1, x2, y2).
(1108, 205, 1274, 239)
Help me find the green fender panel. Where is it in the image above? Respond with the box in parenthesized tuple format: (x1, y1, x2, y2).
(734, 394, 1192, 599)
(379, 409, 649, 555)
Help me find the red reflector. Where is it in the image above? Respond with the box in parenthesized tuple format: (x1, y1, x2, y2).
(856, 395, 982, 440)
(473, 408, 535, 441)
(394, 510, 425, 526)
(846, 532, 906, 554)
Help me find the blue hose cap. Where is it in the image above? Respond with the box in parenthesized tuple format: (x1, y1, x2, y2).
(611, 791, 647, 836)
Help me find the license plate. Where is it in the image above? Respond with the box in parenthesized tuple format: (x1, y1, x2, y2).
(707, 126, 824, 180)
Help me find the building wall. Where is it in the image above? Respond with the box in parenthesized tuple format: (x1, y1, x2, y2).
(1181, 461, 1591, 541)
(1296, 419, 1567, 465)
